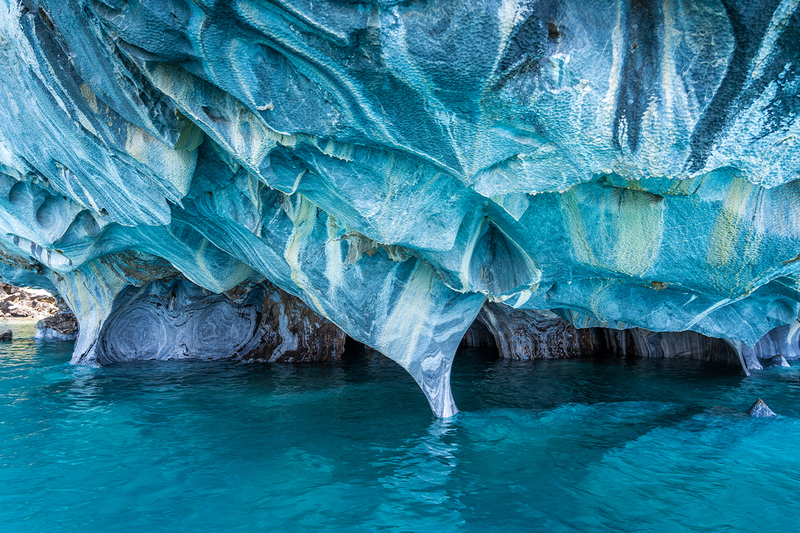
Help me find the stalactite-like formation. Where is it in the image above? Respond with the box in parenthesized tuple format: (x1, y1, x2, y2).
(1, 1, 799, 415)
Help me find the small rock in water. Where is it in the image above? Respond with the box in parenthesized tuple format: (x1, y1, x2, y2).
(0, 329, 11, 342)
(746, 399, 777, 418)
(35, 313, 78, 341)
(760, 355, 791, 368)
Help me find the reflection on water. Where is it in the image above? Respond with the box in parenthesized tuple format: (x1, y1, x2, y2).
(1, 321, 799, 532)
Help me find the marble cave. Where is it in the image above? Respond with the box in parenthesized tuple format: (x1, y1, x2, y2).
(1, 0, 800, 417)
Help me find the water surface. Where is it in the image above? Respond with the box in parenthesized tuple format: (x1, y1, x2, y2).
(1, 320, 798, 532)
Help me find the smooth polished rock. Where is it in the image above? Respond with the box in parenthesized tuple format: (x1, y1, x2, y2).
(743, 323, 800, 362)
(97, 278, 345, 364)
(1, 2, 800, 414)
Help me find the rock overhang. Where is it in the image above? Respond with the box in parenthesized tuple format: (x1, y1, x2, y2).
(0, 0, 798, 415)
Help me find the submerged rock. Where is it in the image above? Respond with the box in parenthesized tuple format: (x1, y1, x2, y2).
(746, 399, 777, 418)
(0, 330, 11, 342)
(1, 2, 800, 414)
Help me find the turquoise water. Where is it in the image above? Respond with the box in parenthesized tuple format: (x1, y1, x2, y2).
(1, 320, 799, 532)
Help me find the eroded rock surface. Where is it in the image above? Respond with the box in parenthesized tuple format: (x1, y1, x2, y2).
(245, 284, 346, 363)
(469, 302, 795, 371)
(471, 304, 593, 360)
(1, 2, 800, 414)
(742, 323, 800, 362)
(96, 278, 345, 364)
(35, 312, 78, 341)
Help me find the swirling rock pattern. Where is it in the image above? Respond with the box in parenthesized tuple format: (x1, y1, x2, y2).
(472, 304, 590, 360)
(0, 1, 799, 414)
(99, 278, 345, 364)
(100, 280, 260, 363)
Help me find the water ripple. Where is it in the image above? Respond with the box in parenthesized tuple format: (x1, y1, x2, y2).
(0, 323, 798, 531)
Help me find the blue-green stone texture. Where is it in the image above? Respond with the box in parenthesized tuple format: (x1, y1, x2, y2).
(1, 0, 800, 415)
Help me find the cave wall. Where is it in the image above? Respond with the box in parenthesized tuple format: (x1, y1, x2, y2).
(96, 278, 345, 364)
(468, 303, 799, 369)
(469, 303, 740, 364)
(0, 1, 799, 414)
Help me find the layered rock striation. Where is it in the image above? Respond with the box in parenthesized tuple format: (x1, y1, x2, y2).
(0, 1, 799, 415)
(96, 277, 346, 364)
(466, 302, 798, 370)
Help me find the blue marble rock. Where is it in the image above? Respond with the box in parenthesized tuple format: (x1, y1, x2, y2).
(746, 399, 777, 418)
(742, 322, 800, 362)
(467, 302, 744, 366)
(98, 278, 346, 364)
(1, 1, 800, 415)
